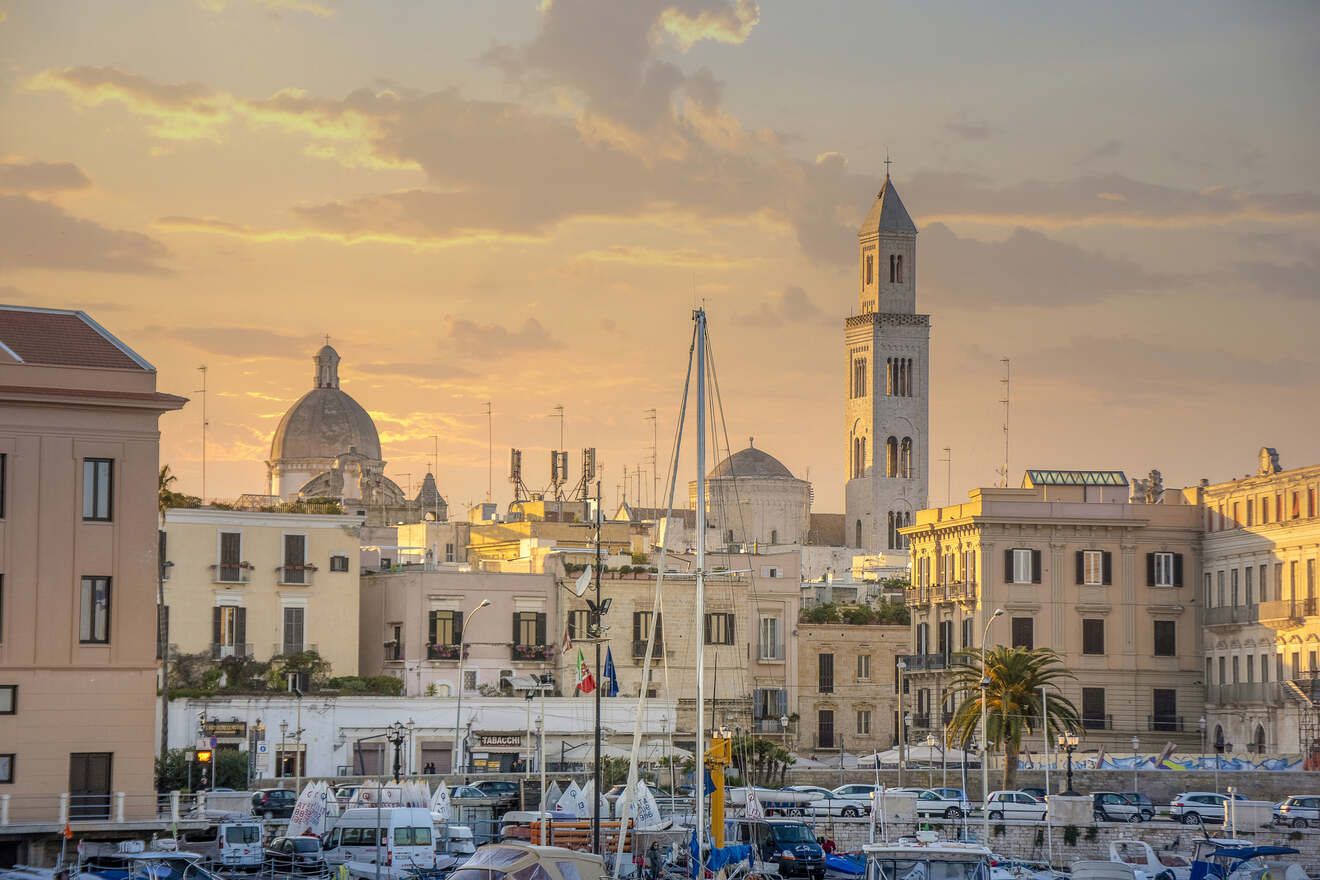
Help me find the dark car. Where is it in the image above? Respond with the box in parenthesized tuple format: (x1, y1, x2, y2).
(1120, 792, 1156, 821)
(726, 818, 824, 880)
(265, 836, 326, 876)
(473, 780, 521, 805)
(251, 789, 297, 819)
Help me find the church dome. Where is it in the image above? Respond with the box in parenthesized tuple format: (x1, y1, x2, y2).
(710, 443, 794, 479)
(270, 345, 382, 462)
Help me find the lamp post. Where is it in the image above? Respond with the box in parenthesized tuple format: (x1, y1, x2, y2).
(896, 658, 907, 787)
(454, 598, 492, 779)
(386, 721, 406, 782)
(925, 734, 937, 789)
(1059, 732, 1079, 795)
(1199, 716, 1207, 775)
(1131, 736, 1139, 794)
(279, 720, 289, 780)
(981, 607, 1005, 843)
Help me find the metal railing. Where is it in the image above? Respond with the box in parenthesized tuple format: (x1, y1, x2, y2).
(752, 718, 789, 734)
(1209, 682, 1284, 706)
(1260, 597, 1320, 620)
(210, 643, 254, 660)
(210, 563, 253, 584)
(384, 642, 405, 662)
(427, 643, 464, 660)
(631, 639, 665, 659)
(898, 653, 950, 672)
(0, 791, 207, 827)
(272, 643, 317, 658)
(277, 565, 317, 586)
(1082, 714, 1113, 730)
(1148, 715, 1184, 732)
(1203, 605, 1258, 626)
(511, 644, 555, 662)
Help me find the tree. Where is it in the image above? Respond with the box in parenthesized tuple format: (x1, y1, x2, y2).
(158, 465, 200, 513)
(946, 646, 1080, 789)
(729, 735, 795, 787)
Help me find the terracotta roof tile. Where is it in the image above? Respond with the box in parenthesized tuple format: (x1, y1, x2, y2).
(0, 307, 147, 370)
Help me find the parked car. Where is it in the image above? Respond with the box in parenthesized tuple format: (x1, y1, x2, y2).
(1119, 792, 1156, 821)
(1019, 787, 1048, 801)
(984, 790, 1047, 821)
(829, 784, 881, 816)
(725, 817, 825, 880)
(783, 785, 835, 799)
(250, 789, 297, 819)
(322, 806, 437, 871)
(931, 787, 969, 803)
(1092, 792, 1143, 823)
(451, 784, 490, 800)
(806, 791, 868, 818)
(265, 836, 326, 876)
(473, 780, 522, 806)
(1168, 791, 1247, 825)
(1276, 795, 1320, 827)
(902, 788, 971, 820)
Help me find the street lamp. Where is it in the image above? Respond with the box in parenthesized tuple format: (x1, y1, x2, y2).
(454, 598, 492, 779)
(279, 720, 289, 779)
(981, 607, 1005, 843)
(1131, 736, 1140, 794)
(387, 720, 407, 782)
(896, 658, 907, 787)
(1059, 732, 1079, 795)
(925, 734, 937, 788)
(1199, 716, 1207, 774)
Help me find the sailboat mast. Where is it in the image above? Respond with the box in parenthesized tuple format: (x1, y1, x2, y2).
(693, 308, 707, 866)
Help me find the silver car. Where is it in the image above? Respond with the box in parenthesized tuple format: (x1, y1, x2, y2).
(1093, 791, 1143, 823)
(1277, 795, 1320, 827)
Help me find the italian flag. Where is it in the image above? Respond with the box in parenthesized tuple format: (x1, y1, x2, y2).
(575, 647, 596, 694)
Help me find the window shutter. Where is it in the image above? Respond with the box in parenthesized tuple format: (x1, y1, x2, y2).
(727, 614, 736, 645)
(633, 612, 642, 643)
(1075, 551, 1084, 585)
(428, 611, 437, 645)
(1102, 551, 1113, 585)
(512, 613, 521, 647)
(1004, 549, 1014, 583)
(703, 614, 711, 644)
(777, 689, 787, 715)
(453, 612, 463, 645)
(1146, 553, 1156, 587)
(212, 606, 221, 646)
(1031, 550, 1042, 584)
(536, 612, 547, 645)
(1174, 553, 1184, 587)
(235, 607, 246, 647)
(655, 612, 664, 643)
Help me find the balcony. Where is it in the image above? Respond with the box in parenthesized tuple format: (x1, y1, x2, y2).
(1260, 598, 1319, 621)
(909, 714, 932, 729)
(426, 643, 466, 661)
(898, 653, 951, 673)
(272, 642, 318, 658)
(1210, 682, 1285, 706)
(210, 643, 253, 660)
(383, 641, 404, 662)
(1148, 715, 1184, 732)
(632, 639, 665, 661)
(814, 732, 841, 751)
(511, 643, 555, 662)
(753, 718, 790, 735)
(277, 564, 318, 586)
(1082, 714, 1113, 731)
(210, 562, 253, 584)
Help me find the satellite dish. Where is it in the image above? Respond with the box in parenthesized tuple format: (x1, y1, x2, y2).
(571, 566, 592, 597)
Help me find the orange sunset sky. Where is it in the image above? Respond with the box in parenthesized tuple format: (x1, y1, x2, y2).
(2, 1, 1317, 513)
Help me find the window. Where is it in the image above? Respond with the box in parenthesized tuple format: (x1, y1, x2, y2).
(1231, 569, 1239, 607)
(282, 534, 308, 584)
(857, 654, 871, 680)
(217, 531, 242, 582)
(704, 613, 735, 646)
(1247, 500, 1254, 526)
(818, 653, 834, 693)
(962, 618, 974, 649)
(1152, 688, 1178, 731)
(1310, 560, 1317, 600)
(1082, 619, 1105, 655)
(1261, 654, 1270, 682)
(212, 606, 246, 657)
(937, 619, 953, 659)
(889, 254, 896, 283)
(886, 436, 898, 477)
(1153, 620, 1176, 657)
(1007, 548, 1040, 584)
(0, 753, 11, 784)
(282, 607, 305, 655)
(1148, 552, 1182, 587)
(1232, 502, 1240, 527)
(1246, 566, 1254, 605)
(445, 543, 455, 562)
(329, 555, 349, 572)
(82, 459, 113, 521)
(964, 548, 977, 585)
(896, 254, 904, 283)
(79, 577, 111, 644)
(0, 453, 6, 518)
(758, 617, 782, 660)
(752, 688, 787, 721)
(817, 709, 835, 749)
(1277, 494, 1284, 522)
(462, 669, 476, 691)
(856, 709, 872, 735)
(566, 609, 589, 640)
(0, 685, 14, 714)
(1232, 655, 1240, 683)
(1311, 488, 1317, 518)
(1205, 572, 1213, 607)
(915, 622, 929, 654)
(514, 610, 547, 647)
(1078, 550, 1111, 585)
(1293, 492, 1301, 519)
(900, 436, 913, 478)
(632, 611, 663, 656)
(865, 254, 873, 285)
(1011, 616, 1034, 650)
(852, 357, 868, 398)
(1081, 687, 1106, 729)
(1247, 654, 1255, 683)
(1262, 564, 1270, 602)
(1217, 571, 1225, 607)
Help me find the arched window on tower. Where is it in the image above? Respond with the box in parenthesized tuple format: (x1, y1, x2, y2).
(907, 358, 914, 396)
(900, 437, 913, 479)
(897, 254, 904, 284)
(865, 254, 873, 285)
(1254, 724, 1266, 753)
(886, 436, 899, 478)
(860, 436, 866, 477)
(887, 511, 895, 550)
(856, 519, 862, 548)
(889, 254, 896, 283)
(903, 511, 912, 548)
(885, 358, 893, 396)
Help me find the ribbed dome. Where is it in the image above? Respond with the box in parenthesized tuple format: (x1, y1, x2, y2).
(270, 387, 382, 462)
(710, 445, 794, 479)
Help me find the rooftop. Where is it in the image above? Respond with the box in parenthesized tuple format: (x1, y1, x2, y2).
(1023, 469, 1128, 487)
(0, 305, 152, 370)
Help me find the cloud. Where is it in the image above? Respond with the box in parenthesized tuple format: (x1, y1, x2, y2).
(733, 285, 830, 327)
(355, 361, 477, 381)
(1230, 254, 1320, 300)
(151, 325, 324, 358)
(445, 316, 564, 356)
(920, 222, 1171, 306)
(945, 112, 991, 142)
(657, 0, 760, 51)
(27, 67, 231, 141)
(575, 245, 751, 268)
(0, 159, 92, 194)
(0, 195, 170, 275)
(196, 0, 337, 16)
(1080, 139, 1123, 164)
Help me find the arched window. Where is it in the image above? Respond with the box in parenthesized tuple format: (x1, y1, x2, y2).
(860, 436, 866, 477)
(900, 437, 913, 479)
(886, 436, 899, 478)
(897, 254, 904, 284)
(865, 254, 873, 285)
(906, 358, 914, 396)
(1254, 724, 1266, 753)
(887, 511, 895, 550)
(898, 358, 905, 398)
(1214, 724, 1225, 752)
(855, 519, 862, 548)
(916, 623, 929, 654)
(726, 529, 734, 544)
(889, 254, 896, 283)
(903, 511, 911, 548)
(770, 529, 778, 544)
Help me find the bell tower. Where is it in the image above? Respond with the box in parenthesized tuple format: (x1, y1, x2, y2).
(844, 172, 929, 553)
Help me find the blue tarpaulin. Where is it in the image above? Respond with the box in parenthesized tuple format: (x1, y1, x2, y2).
(688, 830, 752, 877)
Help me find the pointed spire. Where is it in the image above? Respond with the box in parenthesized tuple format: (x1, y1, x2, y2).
(858, 173, 917, 236)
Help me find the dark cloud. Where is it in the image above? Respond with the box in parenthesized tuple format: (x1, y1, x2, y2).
(445, 316, 564, 355)
(0, 159, 92, 194)
(733, 285, 830, 328)
(920, 222, 1172, 306)
(1230, 256, 1319, 300)
(0, 195, 170, 275)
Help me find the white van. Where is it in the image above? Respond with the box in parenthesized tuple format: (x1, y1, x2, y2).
(178, 822, 265, 870)
(323, 807, 437, 873)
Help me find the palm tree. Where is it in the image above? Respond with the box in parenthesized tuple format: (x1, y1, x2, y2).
(159, 465, 178, 514)
(946, 645, 1080, 790)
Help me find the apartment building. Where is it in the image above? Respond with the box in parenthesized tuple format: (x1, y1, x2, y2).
(163, 508, 364, 677)
(795, 621, 908, 756)
(901, 470, 1203, 751)
(1199, 447, 1320, 757)
(0, 306, 185, 824)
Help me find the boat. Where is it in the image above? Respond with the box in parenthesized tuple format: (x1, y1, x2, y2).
(73, 849, 223, 880)
(1185, 841, 1302, 880)
(861, 832, 992, 880)
(446, 843, 606, 880)
(1072, 861, 1140, 880)
(724, 787, 818, 811)
(990, 858, 1064, 880)
(1107, 839, 1191, 880)
(824, 852, 864, 880)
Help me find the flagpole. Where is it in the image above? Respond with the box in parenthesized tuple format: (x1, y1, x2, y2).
(593, 478, 603, 856)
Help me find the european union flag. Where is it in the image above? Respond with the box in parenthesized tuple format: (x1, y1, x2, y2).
(603, 646, 620, 697)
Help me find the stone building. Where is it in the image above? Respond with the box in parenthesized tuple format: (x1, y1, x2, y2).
(688, 443, 812, 548)
(162, 507, 364, 677)
(266, 344, 446, 526)
(844, 173, 929, 555)
(794, 621, 909, 757)
(900, 469, 1204, 751)
(0, 306, 185, 827)
(1198, 448, 1320, 758)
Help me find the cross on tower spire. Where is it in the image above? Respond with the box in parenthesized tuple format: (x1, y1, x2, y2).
(324, 333, 331, 346)
(884, 150, 893, 180)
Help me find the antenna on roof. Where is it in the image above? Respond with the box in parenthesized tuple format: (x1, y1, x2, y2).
(195, 365, 209, 502)
(996, 358, 1011, 488)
